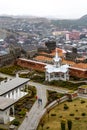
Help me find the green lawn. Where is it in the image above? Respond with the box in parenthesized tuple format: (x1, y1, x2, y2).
(38, 98, 87, 130)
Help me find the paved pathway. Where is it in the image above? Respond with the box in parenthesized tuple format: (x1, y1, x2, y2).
(0, 73, 14, 79)
(69, 80, 87, 84)
(18, 82, 47, 130)
(18, 82, 68, 130)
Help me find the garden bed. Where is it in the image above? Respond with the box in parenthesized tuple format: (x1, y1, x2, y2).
(46, 90, 64, 106)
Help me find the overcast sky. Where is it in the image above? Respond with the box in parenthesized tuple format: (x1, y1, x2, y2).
(0, 0, 87, 19)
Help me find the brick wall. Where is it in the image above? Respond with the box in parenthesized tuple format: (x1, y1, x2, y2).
(69, 67, 87, 78)
(17, 58, 46, 72)
(16, 58, 87, 78)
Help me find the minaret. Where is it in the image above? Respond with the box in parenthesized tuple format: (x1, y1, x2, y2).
(53, 48, 61, 68)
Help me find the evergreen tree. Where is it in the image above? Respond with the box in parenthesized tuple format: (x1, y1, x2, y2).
(61, 121, 66, 130)
(67, 120, 72, 130)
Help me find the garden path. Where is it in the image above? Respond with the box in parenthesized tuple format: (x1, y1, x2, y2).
(18, 81, 68, 130)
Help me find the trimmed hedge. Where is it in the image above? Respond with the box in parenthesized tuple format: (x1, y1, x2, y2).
(47, 80, 86, 90)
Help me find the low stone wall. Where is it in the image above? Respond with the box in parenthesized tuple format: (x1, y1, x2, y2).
(46, 96, 68, 110)
(66, 92, 78, 100)
(78, 87, 87, 94)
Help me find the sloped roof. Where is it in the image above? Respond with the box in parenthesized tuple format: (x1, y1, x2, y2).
(0, 77, 29, 96)
(71, 63, 87, 69)
(45, 64, 69, 73)
(0, 97, 16, 110)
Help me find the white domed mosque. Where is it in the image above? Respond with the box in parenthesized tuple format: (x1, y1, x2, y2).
(45, 48, 69, 82)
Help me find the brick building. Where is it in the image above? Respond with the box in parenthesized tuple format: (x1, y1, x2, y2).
(66, 31, 80, 40)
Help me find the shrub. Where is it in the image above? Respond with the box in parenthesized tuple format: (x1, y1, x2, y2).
(69, 113, 74, 116)
(11, 119, 20, 126)
(64, 104, 69, 110)
(81, 100, 85, 104)
(31, 75, 45, 83)
(18, 110, 26, 116)
(46, 126, 50, 129)
(48, 80, 86, 91)
(76, 109, 78, 112)
(75, 117, 80, 120)
(61, 120, 66, 130)
(0, 65, 23, 76)
(67, 99, 72, 102)
(0, 77, 5, 82)
(67, 120, 72, 130)
(0, 128, 7, 130)
(51, 113, 56, 116)
(81, 113, 86, 116)
(59, 115, 62, 118)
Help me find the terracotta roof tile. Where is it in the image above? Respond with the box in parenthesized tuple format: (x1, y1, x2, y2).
(36, 48, 87, 69)
(71, 63, 87, 69)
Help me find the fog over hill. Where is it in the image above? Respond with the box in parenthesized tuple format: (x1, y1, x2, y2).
(50, 14, 87, 30)
(0, 14, 87, 30)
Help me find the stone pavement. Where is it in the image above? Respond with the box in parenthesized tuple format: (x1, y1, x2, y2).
(18, 82, 47, 130)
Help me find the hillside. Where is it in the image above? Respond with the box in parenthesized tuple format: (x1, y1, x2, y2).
(51, 14, 87, 30)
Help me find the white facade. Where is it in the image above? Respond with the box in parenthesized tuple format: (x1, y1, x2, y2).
(66, 33, 69, 41)
(45, 48, 69, 82)
(0, 97, 15, 124)
(0, 76, 29, 124)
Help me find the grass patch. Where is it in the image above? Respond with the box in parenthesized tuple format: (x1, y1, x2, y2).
(38, 99, 87, 130)
(0, 65, 23, 76)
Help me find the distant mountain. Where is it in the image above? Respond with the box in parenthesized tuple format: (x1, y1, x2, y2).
(0, 15, 13, 19)
(51, 14, 87, 30)
(0, 14, 87, 30)
(78, 14, 87, 25)
(79, 14, 87, 21)
(77, 14, 87, 27)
